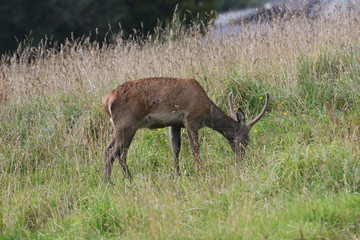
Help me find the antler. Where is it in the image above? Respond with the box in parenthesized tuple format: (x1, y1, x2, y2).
(246, 92, 270, 130)
(228, 92, 237, 121)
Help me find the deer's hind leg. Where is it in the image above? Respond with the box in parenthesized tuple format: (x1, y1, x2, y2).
(104, 127, 136, 183)
(104, 138, 116, 183)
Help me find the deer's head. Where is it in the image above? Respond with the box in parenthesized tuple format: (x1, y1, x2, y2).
(227, 92, 270, 159)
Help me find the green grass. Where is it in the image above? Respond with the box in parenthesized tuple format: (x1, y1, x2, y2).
(1, 59, 360, 239)
(1, 10, 360, 239)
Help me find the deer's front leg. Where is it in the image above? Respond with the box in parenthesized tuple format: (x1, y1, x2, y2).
(185, 122, 202, 172)
(170, 126, 182, 176)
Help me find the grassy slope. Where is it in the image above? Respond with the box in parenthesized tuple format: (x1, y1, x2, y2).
(1, 10, 360, 239)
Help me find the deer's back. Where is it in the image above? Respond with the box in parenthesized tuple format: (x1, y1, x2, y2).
(102, 77, 213, 128)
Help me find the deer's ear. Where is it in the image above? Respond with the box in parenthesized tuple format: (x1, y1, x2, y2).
(236, 108, 246, 126)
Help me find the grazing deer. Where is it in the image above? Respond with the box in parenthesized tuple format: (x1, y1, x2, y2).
(102, 77, 269, 182)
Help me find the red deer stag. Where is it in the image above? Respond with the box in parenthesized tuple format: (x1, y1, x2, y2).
(102, 77, 270, 182)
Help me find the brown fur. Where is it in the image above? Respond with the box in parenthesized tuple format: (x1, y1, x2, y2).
(102, 77, 211, 123)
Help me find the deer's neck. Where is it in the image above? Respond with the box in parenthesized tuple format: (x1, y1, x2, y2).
(205, 105, 236, 140)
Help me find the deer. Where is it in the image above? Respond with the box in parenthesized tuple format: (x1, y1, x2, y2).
(102, 77, 270, 182)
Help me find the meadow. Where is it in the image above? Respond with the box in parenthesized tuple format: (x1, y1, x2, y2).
(1, 7, 360, 239)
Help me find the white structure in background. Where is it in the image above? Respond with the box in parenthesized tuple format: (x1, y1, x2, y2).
(321, 0, 360, 14)
(323, 0, 360, 9)
(214, 0, 360, 27)
(215, 8, 257, 26)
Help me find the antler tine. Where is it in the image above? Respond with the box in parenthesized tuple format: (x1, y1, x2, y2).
(246, 92, 270, 130)
(228, 92, 237, 121)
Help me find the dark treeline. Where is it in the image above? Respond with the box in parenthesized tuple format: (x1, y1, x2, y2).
(0, 0, 264, 54)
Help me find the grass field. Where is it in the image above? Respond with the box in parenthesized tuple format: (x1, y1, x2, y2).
(1, 7, 360, 239)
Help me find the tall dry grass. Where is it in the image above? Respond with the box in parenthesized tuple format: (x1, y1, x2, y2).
(1, 6, 359, 104)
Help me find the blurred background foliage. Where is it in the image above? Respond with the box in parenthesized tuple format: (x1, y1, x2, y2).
(0, 0, 266, 54)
